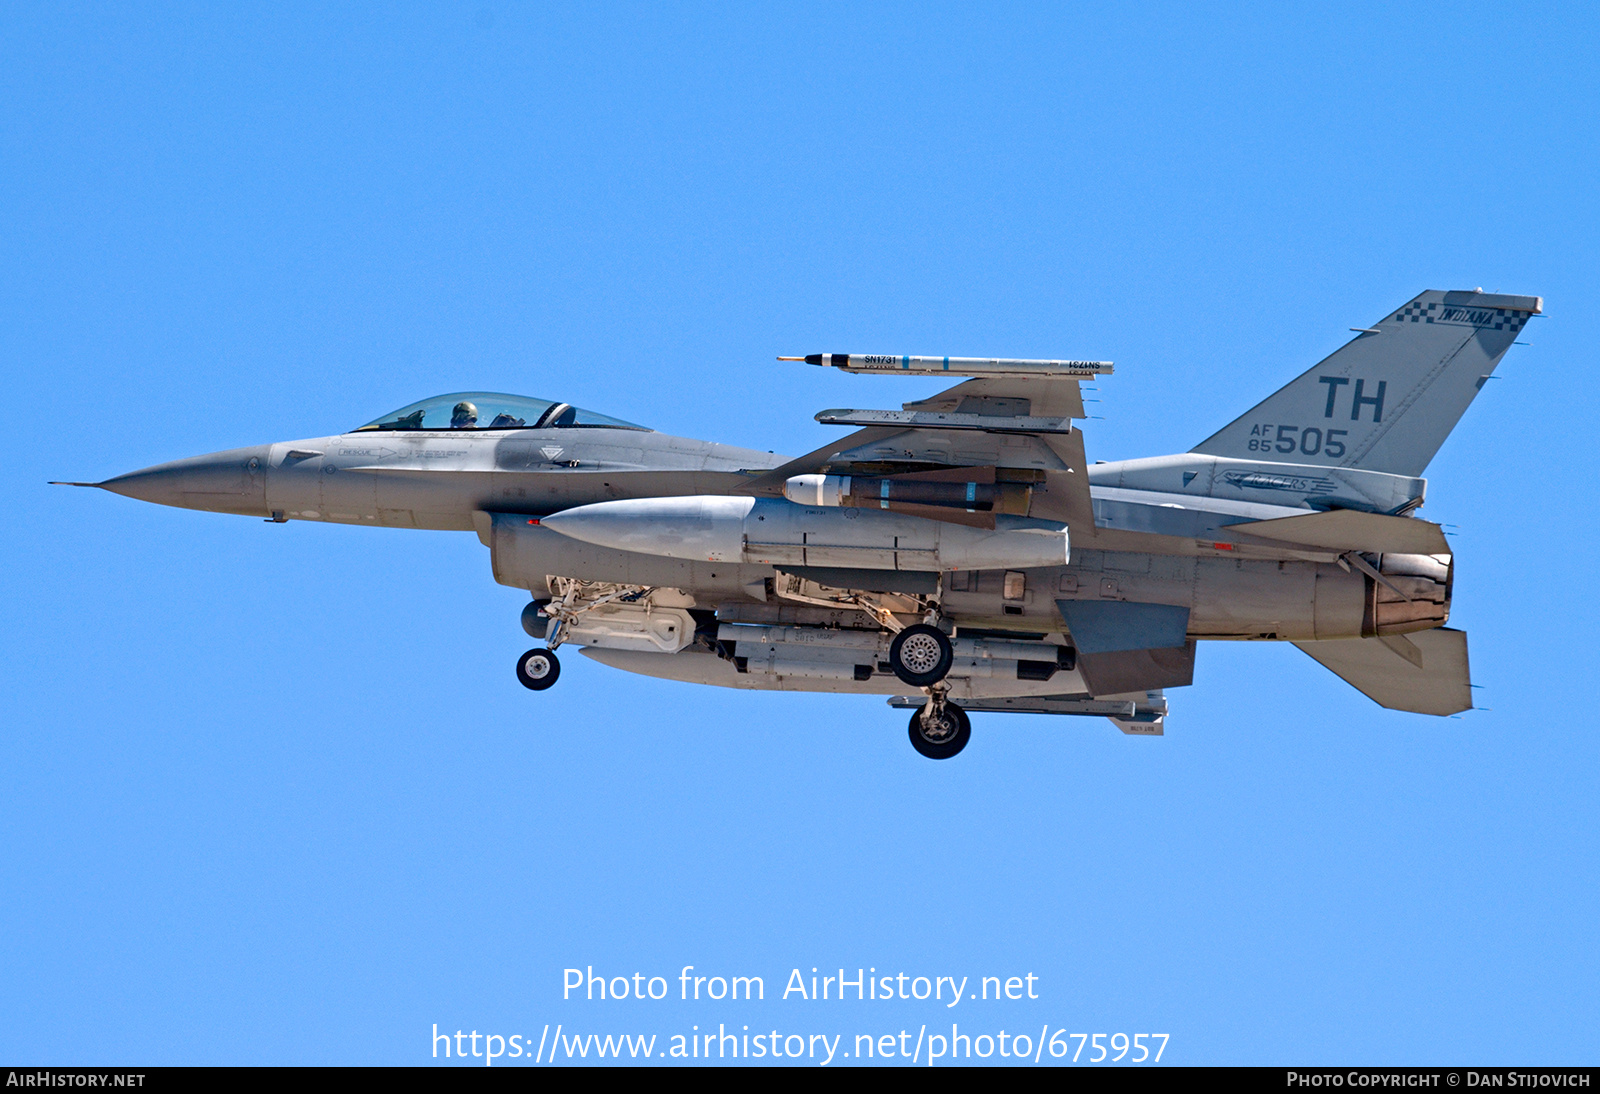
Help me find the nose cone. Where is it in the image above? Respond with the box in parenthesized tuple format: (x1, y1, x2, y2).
(97, 445, 272, 516)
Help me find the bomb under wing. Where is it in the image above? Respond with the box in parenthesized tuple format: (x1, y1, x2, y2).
(536, 495, 1070, 572)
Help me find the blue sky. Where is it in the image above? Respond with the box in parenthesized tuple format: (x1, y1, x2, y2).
(2, 2, 1596, 1066)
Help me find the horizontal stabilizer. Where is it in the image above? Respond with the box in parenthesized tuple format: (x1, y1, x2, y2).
(1293, 627, 1471, 715)
(1056, 599, 1190, 654)
(1229, 508, 1449, 555)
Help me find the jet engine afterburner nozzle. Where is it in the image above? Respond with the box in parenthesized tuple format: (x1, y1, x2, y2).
(1365, 552, 1453, 635)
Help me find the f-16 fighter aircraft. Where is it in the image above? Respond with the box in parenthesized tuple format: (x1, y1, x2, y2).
(58, 289, 1539, 758)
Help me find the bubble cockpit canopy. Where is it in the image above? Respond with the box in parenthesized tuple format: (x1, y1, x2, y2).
(354, 392, 647, 433)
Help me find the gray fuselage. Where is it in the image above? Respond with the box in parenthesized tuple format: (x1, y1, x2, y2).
(94, 423, 1406, 648)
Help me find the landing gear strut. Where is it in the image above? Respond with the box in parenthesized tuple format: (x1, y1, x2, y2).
(516, 647, 561, 691)
(770, 569, 952, 686)
(908, 693, 970, 760)
(888, 623, 954, 687)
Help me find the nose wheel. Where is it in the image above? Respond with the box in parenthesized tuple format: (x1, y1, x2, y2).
(908, 699, 970, 759)
(888, 624, 954, 687)
(516, 647, 561, 691)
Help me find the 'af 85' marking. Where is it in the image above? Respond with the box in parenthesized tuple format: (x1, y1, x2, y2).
(1245, 424, 1348, 458)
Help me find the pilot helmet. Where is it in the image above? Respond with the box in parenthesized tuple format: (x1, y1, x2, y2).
(451, 401, 479, 428)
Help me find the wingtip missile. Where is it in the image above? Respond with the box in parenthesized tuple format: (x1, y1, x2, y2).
(780, 353, 1113, 377)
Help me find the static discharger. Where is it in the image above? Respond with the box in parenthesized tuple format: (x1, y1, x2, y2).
(779, 353, 1114, 378)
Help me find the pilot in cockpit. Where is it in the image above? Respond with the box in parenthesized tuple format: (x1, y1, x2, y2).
(450, 401, 479, 429)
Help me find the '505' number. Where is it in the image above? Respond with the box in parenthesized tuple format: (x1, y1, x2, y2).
(1247, 425, 1347, 458)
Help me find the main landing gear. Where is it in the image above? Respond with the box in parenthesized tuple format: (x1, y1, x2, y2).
(888, 623, 954, 687)
(882, 617, 963, 757)
(516, 647, 561, 691)
(769, 570, 955, 688)
(909, 691, 970, 760)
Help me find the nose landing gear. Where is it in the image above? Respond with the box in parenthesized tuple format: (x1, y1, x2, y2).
(516, 592, 575, 692)
(516, 647, 561, 691)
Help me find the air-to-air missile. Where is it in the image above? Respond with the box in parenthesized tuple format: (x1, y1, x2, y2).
(778, 354, 1114, 377)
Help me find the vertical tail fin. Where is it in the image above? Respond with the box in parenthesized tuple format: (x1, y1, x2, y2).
(1191, 290, 1541, 476)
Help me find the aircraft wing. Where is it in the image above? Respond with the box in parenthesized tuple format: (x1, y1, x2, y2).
(742, 369, 1101, 534)
(899, 375, 1088, 420)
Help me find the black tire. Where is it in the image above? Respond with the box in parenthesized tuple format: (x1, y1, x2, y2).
(908, 702, 971, 760)
(516, 647, 561, 691)
(520, 600, 551, 639)
(888, 624, 954, 687)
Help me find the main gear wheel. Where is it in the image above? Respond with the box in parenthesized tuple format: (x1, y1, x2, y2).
(888, 624, 954, 687)
(908, 701, 971, 759)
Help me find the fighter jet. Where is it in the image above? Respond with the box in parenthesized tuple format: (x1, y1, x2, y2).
(57, 289, 1538, 758)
